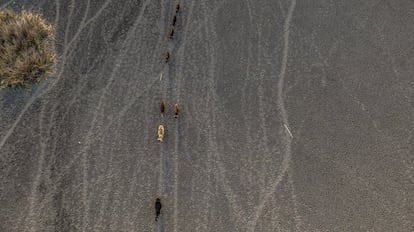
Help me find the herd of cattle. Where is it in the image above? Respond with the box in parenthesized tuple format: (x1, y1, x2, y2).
(154, 2, 181, 223)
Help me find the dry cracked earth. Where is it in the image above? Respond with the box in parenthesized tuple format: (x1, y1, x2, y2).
(0, 0, 413, 231)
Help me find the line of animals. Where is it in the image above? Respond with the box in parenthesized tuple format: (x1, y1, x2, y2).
(155, 2, 181, 223)
(165, 2, 180, 64)
(157, 2, 181, 144)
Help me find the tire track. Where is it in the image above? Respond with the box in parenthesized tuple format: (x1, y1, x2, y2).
(57, 0, 150, 176)
(247, 0, 296, 230)
(160, 0, 177, 197)
(175, 0, 195, 101)
(100, 2, 169, 230)
(154, 0, 168, 201)
(91, 69, 158, 230)
(184, 2, 212, 227)
(70, 1, 150, 230)
(172, 122, 179, 232)
(0, 82, 47, 153)
(63, 0, 76, 48)
(53, 0, 61, 32)
(241, 0, 260, 199)
(22, 103, 48, 232)
(95, 99, 149, 230)
(288, 168, 303, 231)
(201, 5, 247, 228)
(28, 78, 156, 230)
(188, 4, 213, 231)
(118, 94, 156, 231)
(61, 0, 108, 65)
(45, 77, 158, 194)
(22, 92, 59, 231)
(256, 8, 275, 200)
(181, 0, 226, 48)
(51, 0, 94, 85)
(46, 0, 92, 123)
(161, 137, 169, 194)
(91, 120, 121, 231)
(257, 69, 271, 197)
(170, 2, 195, 231)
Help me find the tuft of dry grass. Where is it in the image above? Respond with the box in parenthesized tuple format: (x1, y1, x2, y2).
(0, 9, 55, 88)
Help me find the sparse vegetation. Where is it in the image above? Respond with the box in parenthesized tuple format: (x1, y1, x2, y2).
(0, 9, 55, 88)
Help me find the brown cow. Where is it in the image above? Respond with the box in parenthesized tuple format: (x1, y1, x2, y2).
(169, 28, 175, 39)
(165, 52, 170, 63)
(173, 103, 179, 118)
(176, 3, 180, 13)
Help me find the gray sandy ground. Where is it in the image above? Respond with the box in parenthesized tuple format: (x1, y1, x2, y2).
(1, 0, 413, 231)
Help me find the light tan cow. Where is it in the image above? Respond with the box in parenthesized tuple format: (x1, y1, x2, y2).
(157, 125, 165, 142)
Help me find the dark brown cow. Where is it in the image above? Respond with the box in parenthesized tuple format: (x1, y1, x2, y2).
(155, 198, 162, 221)
(172, 15, 177, 27)
(160, 101, 165, 113)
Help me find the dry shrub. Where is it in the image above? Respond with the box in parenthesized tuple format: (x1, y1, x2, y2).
(0, 9, 55, 88)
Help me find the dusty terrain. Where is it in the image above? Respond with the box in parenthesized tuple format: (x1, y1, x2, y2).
(1, 0, 413, 231)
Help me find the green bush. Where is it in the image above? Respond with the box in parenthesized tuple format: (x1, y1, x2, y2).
(0, 9, 55, 88)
